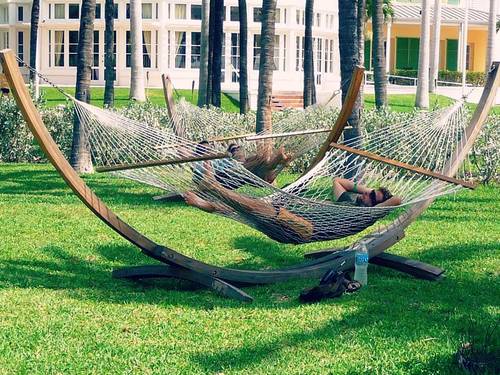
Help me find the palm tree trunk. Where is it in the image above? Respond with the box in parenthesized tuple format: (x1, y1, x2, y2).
(238, 0, 249, 114)
(415, 0, 430, 109)
(429, 0, 441, 93)
(104, 0, 115, 107)
(372, 0, 387, 108)
(206, 0, 216, 104)
(486, 0, 497, 71)
(357, 0, 365, 107)
(303, 0, 316, 108)
(28, 0, 40, 84)
(129, 0, 146, 101)
(256, 0, 277, 135)
(339, 0, 362, 143)
(70, 0, 96, 173)
(210, 0, 224, 107)
(197, 0, 210, 107)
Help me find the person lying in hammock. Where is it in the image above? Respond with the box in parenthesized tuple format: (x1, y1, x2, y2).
(184, 163, 402, 242)
(194, 141, 291, 187)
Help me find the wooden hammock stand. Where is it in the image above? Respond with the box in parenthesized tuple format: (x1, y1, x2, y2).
(2, 48, 498, 302)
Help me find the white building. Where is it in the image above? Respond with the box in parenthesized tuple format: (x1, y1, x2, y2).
(0, 0, 340, 107)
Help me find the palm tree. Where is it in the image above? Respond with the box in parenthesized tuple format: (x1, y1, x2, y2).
(371, 0, 387, 108)
(104, 0, 115, 107)
(70, 0, 96, 173)
(338, 0, 362, 144)
(197, 0, 209, 107)
(415, 0, 430, 109)
(210, 0, 224, 107)
(238, 0, 249, 114)
(129, 0, 146, 101)
(486, 0, 498, 71)
(429, 0, 441, 93)
(303, 0, 316, 108)
(28, 0, 40, 88)
(256, 0, 277, 135)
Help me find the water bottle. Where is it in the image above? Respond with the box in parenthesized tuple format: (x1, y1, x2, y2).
(354, 242, 369, 286)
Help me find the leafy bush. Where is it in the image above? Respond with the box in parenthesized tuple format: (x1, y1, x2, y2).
(392, 69, 486, 86)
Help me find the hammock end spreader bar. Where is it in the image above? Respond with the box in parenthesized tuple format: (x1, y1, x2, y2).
(95, 152, 231, 173)
(330, 142, 476, 190)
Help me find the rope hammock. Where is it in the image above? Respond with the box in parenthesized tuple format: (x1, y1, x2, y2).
(70, 97, 472, 244)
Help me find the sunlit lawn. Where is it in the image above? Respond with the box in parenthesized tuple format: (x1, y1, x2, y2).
(0, 163, 498, 374)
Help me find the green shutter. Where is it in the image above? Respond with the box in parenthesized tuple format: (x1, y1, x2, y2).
(446, 39, 458, 71)
(396, 38, 419, 70)
(396, 38, 409, 69)
(364, 39, 372, 70)
(408, 38, 420, 70)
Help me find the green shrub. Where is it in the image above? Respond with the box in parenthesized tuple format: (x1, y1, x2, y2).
(391, 69, 486, 86)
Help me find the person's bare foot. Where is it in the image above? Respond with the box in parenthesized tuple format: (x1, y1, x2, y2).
(278, 146, 291, 165)
(183, 191, 202, 207)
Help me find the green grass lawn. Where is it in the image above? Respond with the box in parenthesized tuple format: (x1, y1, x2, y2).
(41, 86, 241, 113)
(0, 163, 498, 374)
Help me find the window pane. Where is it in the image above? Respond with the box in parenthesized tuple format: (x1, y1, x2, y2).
(275, 9, 280, 23)
(253, 8, 261, 22)
(54, 30, 65, 66)
(191, 32, 201, 68)
(253, 34, 260, 70)
(230, 6, 238, 21)
(93, 30, 99, 67)
(142, 3, 152, 19)
(95, 3, 101, 19)
(17, 6, 23, 21)
(191, 5, 201, 20)
(142, 31, 151, 67)
(126, 31, 131, 67)
(54, 4, 65, 19)
(175, 31, 186, 68)
(175, 4, 186, 19)
(68, 4, 79, 19)
(113, 4, 118, 18)
(69, 30, 78, 67)
(126, 3, 130, 19)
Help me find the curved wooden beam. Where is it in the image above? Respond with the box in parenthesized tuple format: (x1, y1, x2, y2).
(162, 73, 185, 138)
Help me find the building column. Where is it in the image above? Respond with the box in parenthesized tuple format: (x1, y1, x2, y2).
(158, 1, 168, 74)
(385, 21, 392, 73)
(457, 22, 463, 71)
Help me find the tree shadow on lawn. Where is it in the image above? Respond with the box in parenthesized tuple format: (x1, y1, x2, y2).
(188, 243, 499, 373)
(0, 239, 496, 310)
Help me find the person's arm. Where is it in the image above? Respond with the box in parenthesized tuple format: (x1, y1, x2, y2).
(375, 196, 402, 207)
(333, 177, 372, 199)
(184, 192, 225, 213)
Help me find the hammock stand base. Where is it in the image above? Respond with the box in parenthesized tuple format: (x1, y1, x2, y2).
(304, 249, 444, 281)
(2, 49, 498, 303)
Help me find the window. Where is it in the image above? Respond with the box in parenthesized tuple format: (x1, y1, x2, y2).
(142, 3, 152, 19)
(191, 4, 201, 20)
(273, 35, 280, 71)
(175, 31, 186, 68)
(155, 30, 159, 68)
(325, 39, 333, 73)
(296, 36, 304, 71)
(92, 31, 99, 80)
(126, 3, 130, 19)
(316, 38, 323, 72)
(231, 33, 239, 82)
(126, 31, 131, 67)
(315, 13, 321, 27)
(54, 4, 65, 19)
(296, 9, 304, 25)
(0, 31, 9, 50)
(95, 3, 101, 19)
(396, 37, 420, 70)
(282, 35, 286, 70)
(253, 34, 260, 70)
(17, 6, 23, 22)
(253, 8, 262, 22)
(69, 4, 79, 19)
(69, 31, 78, 66)
(175, 4, 186, 19)
(191, 32, 201, 68)
(142, 31, 152, 68)
(54, 30, 65, 67)
(364, 39, 372, 70)
(17, 32, 23, 65)
(230, 6, 238, 21)
(275, 8, 280, 23)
